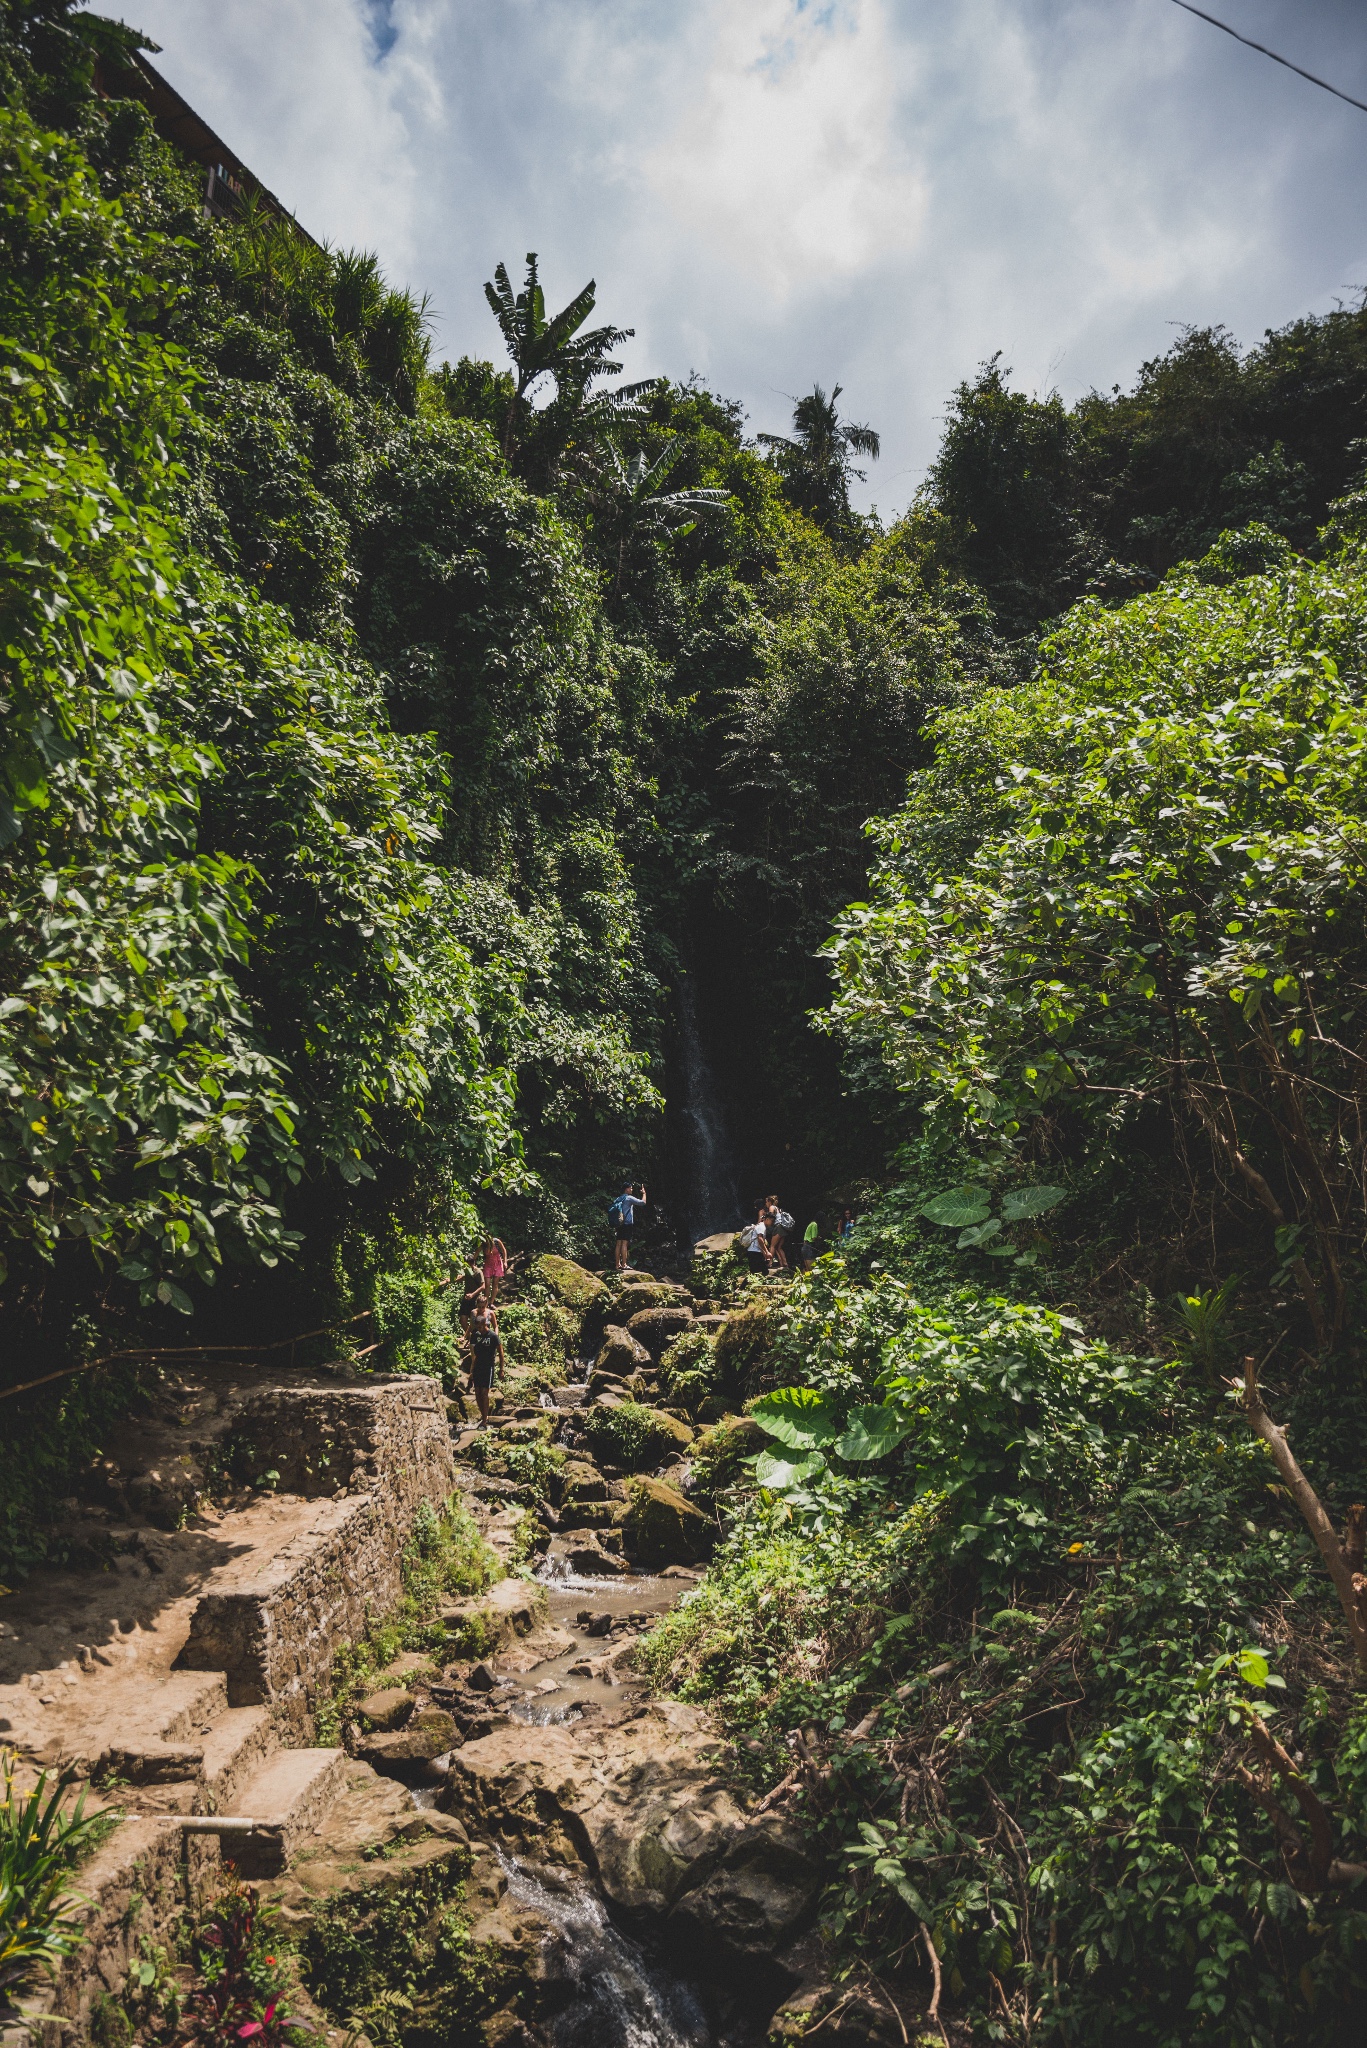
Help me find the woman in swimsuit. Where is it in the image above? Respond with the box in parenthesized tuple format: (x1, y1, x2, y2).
(482, 1235, 507, 1303)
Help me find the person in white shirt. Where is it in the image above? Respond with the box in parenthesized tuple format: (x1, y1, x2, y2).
(739, 1214, 770, 1274)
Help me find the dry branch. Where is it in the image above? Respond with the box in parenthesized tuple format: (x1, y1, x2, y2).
(1236, 1357, 1367, 1678)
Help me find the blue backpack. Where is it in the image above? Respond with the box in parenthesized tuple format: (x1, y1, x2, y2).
(609, 1195, 633, 1227)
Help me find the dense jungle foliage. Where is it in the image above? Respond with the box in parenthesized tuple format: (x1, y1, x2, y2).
(5, 6, 1367, 2039)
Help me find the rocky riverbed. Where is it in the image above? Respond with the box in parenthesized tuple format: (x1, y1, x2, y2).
(304, 1255, 851, 2046)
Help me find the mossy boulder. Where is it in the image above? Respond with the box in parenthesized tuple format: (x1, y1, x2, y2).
(581, 1401, 693, 1472)
(587, 1366, 646, 1400)
(623, 1476, 713, 1566)
(615, 1281, 689, 1320)
(357, 1688, 414, 1732)
(355, 1706, 458, 1783)
(596, 1325, 652, 1377)
(535, 1254, 607, 1314)
(696, 1392, 739, 1425)
(627, 1305, 695, 1357)
(713, 1298, 773, 1398)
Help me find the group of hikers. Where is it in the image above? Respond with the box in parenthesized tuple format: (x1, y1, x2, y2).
(737, 1199, 855, 1275)
(606, 1177, 856, 1277)
(459, 1189, 859, 1424)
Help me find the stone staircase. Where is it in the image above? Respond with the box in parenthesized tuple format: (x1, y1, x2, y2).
(0, 1370, 457, 2039)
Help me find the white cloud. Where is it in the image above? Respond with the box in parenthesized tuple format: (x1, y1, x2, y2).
(114, 0, 1367, 510)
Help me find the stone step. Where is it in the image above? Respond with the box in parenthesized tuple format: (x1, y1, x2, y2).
(228, 1745, 350, 1876)
(199, 1703, 277, 1813)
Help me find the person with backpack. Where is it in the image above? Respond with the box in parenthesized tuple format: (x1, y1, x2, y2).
(764, 1195, 794, 1272)
(739, 1210, 770, 1275)
(610, 1182, 648, 1270)
(468, 1303, 505, 1426)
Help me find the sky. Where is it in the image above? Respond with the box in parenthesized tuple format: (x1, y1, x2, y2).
(116, 0, 1367, 514)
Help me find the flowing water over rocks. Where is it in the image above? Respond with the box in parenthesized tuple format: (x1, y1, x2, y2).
(496, 1851, 719, 2048)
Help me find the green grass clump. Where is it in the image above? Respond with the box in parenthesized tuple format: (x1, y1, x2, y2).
(461, 1428, 565, 1504)
(302, 1852, 510, 2047)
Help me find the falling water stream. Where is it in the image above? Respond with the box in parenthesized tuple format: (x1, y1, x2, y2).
(497, 1850, 716, 2048)
(677, 972, 743, 1242)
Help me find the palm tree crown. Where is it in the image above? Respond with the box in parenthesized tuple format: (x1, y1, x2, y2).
(758, 382, 880, 531)
(484, 252, 641, 466)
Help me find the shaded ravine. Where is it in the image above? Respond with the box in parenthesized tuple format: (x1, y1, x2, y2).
(677, 970, 744, 1244)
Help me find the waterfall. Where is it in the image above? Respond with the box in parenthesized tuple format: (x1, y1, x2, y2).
(677, 971, 743, 1243)
(497, 1851, 713, 2047)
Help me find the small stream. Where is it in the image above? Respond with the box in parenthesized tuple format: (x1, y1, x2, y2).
(498, 1849, 714, 2047)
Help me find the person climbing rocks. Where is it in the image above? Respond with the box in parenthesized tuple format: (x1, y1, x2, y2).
(458, 1264, 485, 1337)
(765, 1195, 794, 1271)
(740, 1210, 770, 1274)
(802, 1216, 820, 1270)
(482, 1234, 508, 1303)
(468, 1303, 505, 1426)
(610, 1181, 648, 1270)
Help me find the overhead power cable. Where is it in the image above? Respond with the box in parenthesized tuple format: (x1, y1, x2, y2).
(1170, 0, 1367, 117)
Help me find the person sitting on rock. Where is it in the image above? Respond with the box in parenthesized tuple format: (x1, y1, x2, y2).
(609, 1181, 648, 1271)
(468, 1305, 505, 1426)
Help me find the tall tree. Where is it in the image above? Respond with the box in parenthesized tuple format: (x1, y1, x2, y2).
(758, 382, 880, 532)
(483, 251, 648, 478)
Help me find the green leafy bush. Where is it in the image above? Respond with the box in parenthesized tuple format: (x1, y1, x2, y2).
(645, 1279, 1367, 2043)
(496, 1295, 573, 1396)
(825, 547, 1367, 1349)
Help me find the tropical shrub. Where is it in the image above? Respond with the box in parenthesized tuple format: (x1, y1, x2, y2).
(644, 1275, 1367, 2044)
(826, 545, 1367, 1346)
(0, 1751, 109, 1996)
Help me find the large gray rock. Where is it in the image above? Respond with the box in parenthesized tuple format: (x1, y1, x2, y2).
(596, 1326, 652, 1377)
(442, 1703, 819, 1971)
(543, 1532, 629, 1576)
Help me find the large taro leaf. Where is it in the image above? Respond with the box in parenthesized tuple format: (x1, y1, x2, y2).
(754, 1449, 827, 1490)
(750, 1386, 842, 1449)
(834, 1404, 912, 1461)
(920, 1185, 992, 1228)
(1000, 1184, 1067, 1222)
